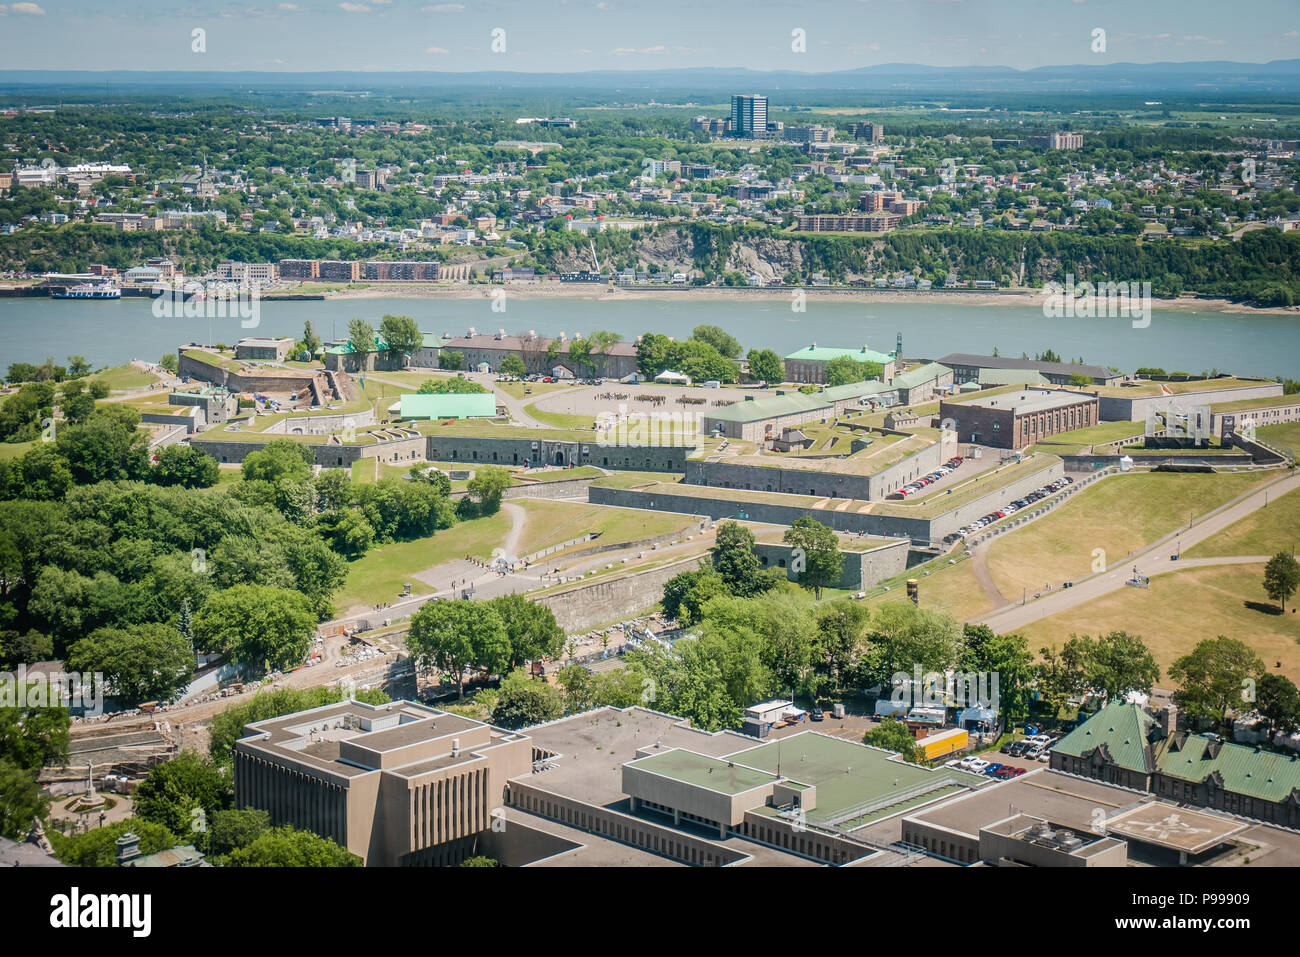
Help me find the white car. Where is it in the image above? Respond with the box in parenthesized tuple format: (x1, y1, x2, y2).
(961, 758, 991, 772)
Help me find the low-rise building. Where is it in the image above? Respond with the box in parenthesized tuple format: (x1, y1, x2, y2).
(939, 388, 1099, 449)
(784, 344, 897, 384)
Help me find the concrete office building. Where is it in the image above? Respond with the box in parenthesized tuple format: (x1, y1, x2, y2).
(233, 699, 531, 866)
(939, 388, 1099, 449)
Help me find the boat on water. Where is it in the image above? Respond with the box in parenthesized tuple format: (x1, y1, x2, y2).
(52, 282, 121, 300)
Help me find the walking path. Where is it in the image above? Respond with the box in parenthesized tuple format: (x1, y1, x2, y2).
(975, 469, 1300, 633)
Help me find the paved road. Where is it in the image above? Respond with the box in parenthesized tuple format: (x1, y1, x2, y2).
(975, 469, 1300, 633)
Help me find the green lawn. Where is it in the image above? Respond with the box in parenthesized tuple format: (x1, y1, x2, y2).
(0, 440, 35, 461)
(1017, 563, 1300, 686)
(96, 363, 161, 391)
(1184, 486, 1300, 559)
(497, 381, 570, 401)
(523, 402, 596, 430)
(515, 499, 698, 557)
(1259, 422, 1300, 460)
(1029, 421, 1146, 455)
(985, 471, 1274, 598)
(515, 465, 604, 483)
(591, 471, 679, 489)
(334, 511, 512, 608)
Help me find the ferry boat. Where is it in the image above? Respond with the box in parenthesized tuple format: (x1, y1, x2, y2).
(52, 282, 121, 300)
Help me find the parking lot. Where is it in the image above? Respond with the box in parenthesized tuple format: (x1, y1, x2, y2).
(944, 474, 1075, 544)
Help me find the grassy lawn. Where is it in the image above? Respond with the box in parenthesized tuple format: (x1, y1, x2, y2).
(0, 440, 35, 461)
(497, 381, 570, 401)
(516, 465, 604, 483)
(1029, 421, 1146, 455)
(523, 402, 596, 429)
(335, 511, 512, 608)
(514, 499, 698, 556)
(96, 363, 161, 391)
(591, 471, 679, 489)
(865, 556, 997, 622)
(1259, 422, 1300, 460)
(1184, 486, 1300, 559)
(1017, 563, 1300, 686)
(985, 471, 1274, 598)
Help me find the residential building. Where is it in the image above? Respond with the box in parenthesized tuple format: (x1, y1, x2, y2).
(798, 212, 901, 233)
(730, 94, 768, 139)
(848, 122, 885, 143)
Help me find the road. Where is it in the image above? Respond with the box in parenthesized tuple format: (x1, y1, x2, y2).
(975, 469, 1300, 633)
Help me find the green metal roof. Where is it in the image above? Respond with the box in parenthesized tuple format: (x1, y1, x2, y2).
(1155, 734, 1300, 803)
(395, 393, 497, 420)
(1052, 702, 1158, 774)
(977, 368, 1050, 387)
(821, 380, 893, 402)
(421, 333, 443, 349)
(325, 335, 391, 355)
(703, 391, 832, 424)
(890, 362, 952, 391)
(784, 344, 896, 365)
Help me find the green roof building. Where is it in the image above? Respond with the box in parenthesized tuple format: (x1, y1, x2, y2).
(391, 393, 497, 420)
(1051, 702, 1300, 828)
(889, 362, 954, 404)
(784, 344, 897, 385)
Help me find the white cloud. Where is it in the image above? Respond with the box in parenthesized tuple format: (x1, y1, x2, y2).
(422, 2, 464, 10)
(611, 44, 668, 55)
(11, 2, 47, 13)
(278, 3, 302, 9)
(339, 2, 370, 11)
(425, 46, 449, 54)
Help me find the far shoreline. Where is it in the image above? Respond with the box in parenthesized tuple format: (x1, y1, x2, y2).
(289, 282, 1300, 317)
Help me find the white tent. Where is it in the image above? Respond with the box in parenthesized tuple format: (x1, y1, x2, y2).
(654, 370, 691, 385)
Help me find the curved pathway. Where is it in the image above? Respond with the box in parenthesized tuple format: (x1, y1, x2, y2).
(975, 469, 1300, 633)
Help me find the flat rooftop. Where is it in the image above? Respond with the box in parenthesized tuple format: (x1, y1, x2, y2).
(726, 731, 987, 828)
(1104, 802, 1249, 855)
(952, 388, 1096, 416)
(630, 749, 780, 795)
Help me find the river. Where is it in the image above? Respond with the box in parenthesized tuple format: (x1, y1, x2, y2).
(1, 296, 1297, 378)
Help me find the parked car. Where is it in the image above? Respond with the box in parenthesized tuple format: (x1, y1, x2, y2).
(810, 708, 825, 722)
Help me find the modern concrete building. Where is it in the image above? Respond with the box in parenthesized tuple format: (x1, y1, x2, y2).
(939, 388, 1099, 449)
(729, 94, 768, 138)
(233, 699, 531, 866)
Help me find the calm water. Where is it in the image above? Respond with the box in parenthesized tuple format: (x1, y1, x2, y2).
(2, 296, 1298, 378)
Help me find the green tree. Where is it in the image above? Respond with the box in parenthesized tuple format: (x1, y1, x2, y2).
(691, 324, 742, 359)
(460, 855, 499, 867)
(711, 521, 765, 596)
(439, 349, 464, 371)
(783, 517, 842, 598)
(378, 314, 422, 360)
(823, 355, 882, 387)
(864, 717, 921, 762)
(491, 668, 564, 728)
(300, 321, 322, 357)
(1068, 373, 1093, 388)
(418, 377, 489, 394)
(159, 353, 179, 374)
(192, 585, 317, 672)
(0, 760, 47, 840)
(747, 348, 784, 385)
(347, 318, 377, 368)
(1169, 636, 1265, 724)
(50, 817, 177, 867)
(813, 599, 871, 689)
(67, 623, 196, 705)
(467, 465, 511, 514)
(1263, 552, 1300, 612)
(1075, 630, 1160, 703)
(241, 438, 314, 484)
(499, 354, 526, 377)
(132, 751, 231, 838)
(1256, 672, 1300, 737)
(489, 594, 565, 668)
(408, 599, 510, 698)
(225, 826, 361, 867)
(153, 444, 219, 488)
(207, 807, 271, 858)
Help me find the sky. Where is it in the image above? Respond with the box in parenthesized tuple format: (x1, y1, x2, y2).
(0, 0, 1297, 73)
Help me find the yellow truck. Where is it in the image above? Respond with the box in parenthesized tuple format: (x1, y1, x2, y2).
(919, 727, 969, 762)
